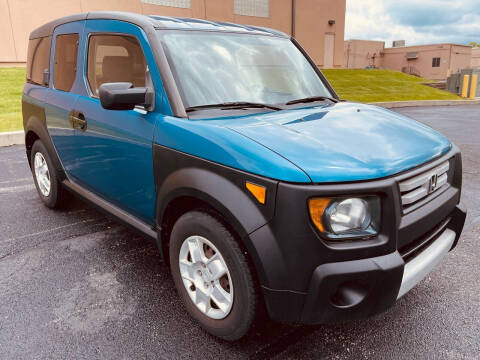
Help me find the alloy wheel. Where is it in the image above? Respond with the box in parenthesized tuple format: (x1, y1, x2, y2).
(34, 152, 51, 197)
(178, 235, 234, 319)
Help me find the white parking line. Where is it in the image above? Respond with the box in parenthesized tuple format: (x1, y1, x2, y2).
(0, 219, 100, 244)
(0, 184, 35, 193)
(0, 177, 31, 184)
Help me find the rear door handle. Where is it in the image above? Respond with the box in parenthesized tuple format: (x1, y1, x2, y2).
(69, 111, 87, 131)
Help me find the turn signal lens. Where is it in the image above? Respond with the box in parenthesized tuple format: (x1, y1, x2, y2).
(308, 198, 331, 232)
(246, 182, 266, 204)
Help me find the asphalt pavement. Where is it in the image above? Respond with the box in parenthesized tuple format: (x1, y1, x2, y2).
(0, 105, 479, 359)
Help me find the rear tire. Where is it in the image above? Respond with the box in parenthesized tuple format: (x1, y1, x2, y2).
(169, 211, 257, 341)
(31, 140, 70, 209)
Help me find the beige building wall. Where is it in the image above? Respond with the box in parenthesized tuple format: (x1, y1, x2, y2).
(344, 39, 385, 69)
(383, 44, 472, 80)
(0, 0, 18, 62)
(294, 0, 345, 68)
(0, 0, 345, 68)
(471, 48, 480, 69)
(448, 44, 473, 75)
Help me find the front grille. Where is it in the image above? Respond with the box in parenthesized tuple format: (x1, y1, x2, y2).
(399, 160, 451, 209)
(399, 217, 451, 262)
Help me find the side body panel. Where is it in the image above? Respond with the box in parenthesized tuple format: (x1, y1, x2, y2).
(44, 21, 85, 174)
(69, 20, 167, 224)
(23, 83, 62, 173)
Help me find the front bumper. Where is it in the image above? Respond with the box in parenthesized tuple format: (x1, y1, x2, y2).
(261, 205, 466, 324)
(397, 228, 454, 299)
(302, 204, 465, 323)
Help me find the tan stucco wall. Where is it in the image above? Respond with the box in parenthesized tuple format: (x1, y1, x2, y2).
(294, 0, 345, 68)
(449, 45, 473, 75)
(383, 44, 472, 80)
(471, 48, 480, 69)
(0, 0, 17, 62)
(344, 39, 385, 69)
(0, 0, 345, 68)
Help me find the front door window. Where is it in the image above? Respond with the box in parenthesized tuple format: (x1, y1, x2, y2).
(87, 34, 147, 97)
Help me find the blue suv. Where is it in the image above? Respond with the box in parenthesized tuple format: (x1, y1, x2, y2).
(23, 12, 466, 340)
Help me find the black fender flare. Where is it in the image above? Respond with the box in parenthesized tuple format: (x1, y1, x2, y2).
(23, 103, 66, 180)
(154, 161, 278, 287)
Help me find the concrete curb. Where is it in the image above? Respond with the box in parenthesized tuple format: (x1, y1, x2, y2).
(371, 99, 480, 109)
(0, 131, 24, 147)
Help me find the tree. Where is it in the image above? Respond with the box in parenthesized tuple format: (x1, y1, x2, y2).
(469, 41, 479, 48)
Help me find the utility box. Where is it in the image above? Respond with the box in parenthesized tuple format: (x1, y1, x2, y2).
(446, 72, 461, 94)
(447, 69, 480, 97)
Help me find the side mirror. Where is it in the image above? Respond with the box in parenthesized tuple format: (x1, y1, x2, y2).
(99, 82, 150, 111)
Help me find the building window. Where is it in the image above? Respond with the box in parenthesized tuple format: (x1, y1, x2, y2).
(432, 57, 441, 67)
(234, 0, 269, 18)
(141, 0, 190, 8)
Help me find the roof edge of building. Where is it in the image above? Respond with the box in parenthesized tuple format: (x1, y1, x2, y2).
(384, 43, 473, 50)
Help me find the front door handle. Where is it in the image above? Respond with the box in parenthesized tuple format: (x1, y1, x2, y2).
(69, 111, 87, 131)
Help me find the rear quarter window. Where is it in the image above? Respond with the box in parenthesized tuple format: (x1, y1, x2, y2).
(26, 36, 51, 86)
(53, 33, 79, 92)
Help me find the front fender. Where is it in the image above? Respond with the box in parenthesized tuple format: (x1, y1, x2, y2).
(153, 144, 279, 286)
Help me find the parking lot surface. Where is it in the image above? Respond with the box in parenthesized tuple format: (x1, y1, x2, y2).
(0, 105, 479, 359)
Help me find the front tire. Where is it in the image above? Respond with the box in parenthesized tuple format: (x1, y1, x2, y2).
(169, 211, 257, 341)
(31, 140, 69, 209)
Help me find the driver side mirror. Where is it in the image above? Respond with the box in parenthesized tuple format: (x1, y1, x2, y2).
(99, 82, 151, 111)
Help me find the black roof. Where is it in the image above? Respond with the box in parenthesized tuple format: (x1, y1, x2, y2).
(29, 11, 288, 39)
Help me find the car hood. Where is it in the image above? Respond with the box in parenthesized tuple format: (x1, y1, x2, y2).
(222, 102, 452, 182)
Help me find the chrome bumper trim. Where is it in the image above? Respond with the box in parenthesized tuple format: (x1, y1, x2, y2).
(397, 228, 455, 299)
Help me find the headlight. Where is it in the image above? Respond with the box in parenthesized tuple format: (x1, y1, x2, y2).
(308, 196, 380, 240)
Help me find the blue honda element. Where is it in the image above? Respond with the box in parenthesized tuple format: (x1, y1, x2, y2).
(23, 12, 466, 340)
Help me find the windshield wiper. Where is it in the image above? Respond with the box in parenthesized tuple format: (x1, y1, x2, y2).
(285, 96, 339, 105)
(186, 101, 282, 112)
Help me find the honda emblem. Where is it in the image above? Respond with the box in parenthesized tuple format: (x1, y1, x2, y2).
(428, 174, 438, 193)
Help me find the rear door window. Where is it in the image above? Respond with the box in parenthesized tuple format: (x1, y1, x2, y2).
(26, 36, 51, 86)
(87, 34, 147, 97)
(53, 34, 79, 92)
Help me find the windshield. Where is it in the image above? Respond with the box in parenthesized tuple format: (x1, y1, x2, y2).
(158, 31, 333, 108)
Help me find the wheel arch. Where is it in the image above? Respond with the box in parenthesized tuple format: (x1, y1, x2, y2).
(23, 114, 66, 180)
(155, 166, 277, 289)
(25, 129, 40, 167)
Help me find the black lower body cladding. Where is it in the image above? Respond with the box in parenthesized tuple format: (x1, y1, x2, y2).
(253, 203, 465, 324)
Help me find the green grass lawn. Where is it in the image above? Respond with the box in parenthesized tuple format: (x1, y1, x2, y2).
(0, 67, 25, 132)
(0, 67, 462, 132)
(322, 69, 461, 103)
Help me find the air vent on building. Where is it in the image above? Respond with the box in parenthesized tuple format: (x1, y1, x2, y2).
(406, 52, 418, 60)
(234, 0, 270, 18)
(393, 40, 406, 47)
(141, 0, 191, 8)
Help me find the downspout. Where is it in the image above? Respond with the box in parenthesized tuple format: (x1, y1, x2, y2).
(6, 0, 18, 61)
(347, 42, 351, 68)
(291, 0, 296, 37)
(448, 44, 453, 78)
